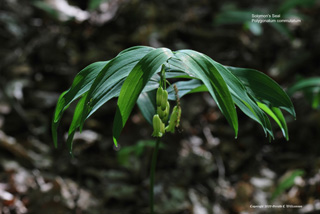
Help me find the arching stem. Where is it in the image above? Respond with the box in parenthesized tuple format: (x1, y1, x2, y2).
(150, 137, 160, 214)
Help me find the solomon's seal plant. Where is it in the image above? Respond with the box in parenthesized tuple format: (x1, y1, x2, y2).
(52, 46, 295, 213)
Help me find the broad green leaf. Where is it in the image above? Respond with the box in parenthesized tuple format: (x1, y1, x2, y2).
(228, 66, 296, 118)
(66, 92, 88, 153)
(167, 79, 203, 101)
(188, 85, 209, 94)
(66, 75, 160, 146)
(257, 102, 289, 140)
(167, 57, 273, 138)
(66, 75, 148, 152)
(53, 61, 108, 124)
(52, 61, 108, 147)
(272, 107, 289, 140)
(271, 170, 304, 202)
(175, 51, 276, 138)
(86, 78, 125, 119)
(137, 90, 157, 125)
(52, 46, 296, 150)
(112, 48, 174, 146)
(169, 76, 273, 138)
(174, 51, 238, 136)
(232, 95, 274, 139)
(205, 58, 271, 136)
(167, 57, 196, 78)
(80, 46, 154, 130)
(53, 47, 153, 147)
(165, 71, 194, 79)
(66, 78, 129, 151)
(117, 46, 153, 56)
(143, 75, 160, 92)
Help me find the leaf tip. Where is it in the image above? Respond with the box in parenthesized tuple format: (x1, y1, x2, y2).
(69, 151, 74, 158)
(234, 124, 238, 139)
(66, 132, 75, 155)
(113, 136, 118, 148)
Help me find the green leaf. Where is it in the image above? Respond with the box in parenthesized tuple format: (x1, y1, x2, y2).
(66, 78, 127, 152)
(66, 92, 89, 153)
(112, 48, 174, 146)
(271, 170, 304, 202)
(272, 107, 289, 140)
(53, 61, 109, 123)
(143, 75, 160, 92)
(174, 51, 238, 137)
(52, 46, 296, 151)
(80, 46, 154, 130)
(137, 90, 157, 125)
(117, 46, 153, 56)
(165, 71, 194, 79)
(205, 58, 271, 137)
(257, 102, 289, 140)
(232, 95, 274, 139)
(54, 47, 163, 149)
(167, 79, 203, 100)
(167, 57, 196, 78)
(166, 59, 275, 139)
(51, 61, 109, 147)
(228, 66, 296, 118)
(192, 53, 273, 137)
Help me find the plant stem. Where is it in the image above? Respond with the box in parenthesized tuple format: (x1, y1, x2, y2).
(150, 138, 160, 214)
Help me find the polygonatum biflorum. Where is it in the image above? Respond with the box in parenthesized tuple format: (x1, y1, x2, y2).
(52, 46, 296, 153)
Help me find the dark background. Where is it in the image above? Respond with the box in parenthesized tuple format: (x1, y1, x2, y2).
(0, 0, 320, 213)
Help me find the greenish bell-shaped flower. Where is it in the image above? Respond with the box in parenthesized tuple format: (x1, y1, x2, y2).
(157, 106, 166, 119)
(165, 105, 181, 133)
(161, 90, 168, 111)
(156, 87, 163, 107)
(162, 101, 170, 123)
(152, 114, 165, 137)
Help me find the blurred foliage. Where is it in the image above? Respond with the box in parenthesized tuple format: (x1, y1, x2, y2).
(1, 0, 320, 213)
(288, 77, 320, 109)
(117, 140, 165, 167)
(277, 0, 317, 13)
(271, 169, 305, 202)
(89, 0, 110, 11)
(214, 0, 317, 38)
(33, 1, 61, 20)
